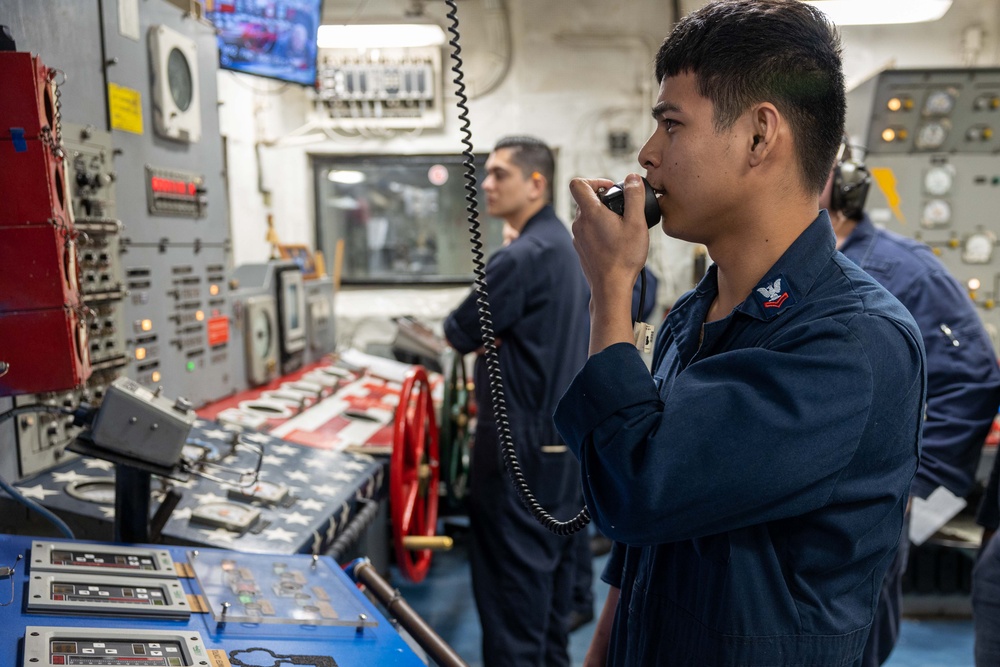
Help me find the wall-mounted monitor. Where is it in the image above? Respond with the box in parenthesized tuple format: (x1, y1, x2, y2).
(205, 0, 322, 86)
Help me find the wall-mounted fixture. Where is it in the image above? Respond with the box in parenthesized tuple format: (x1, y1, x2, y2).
(804, 0, 952, 26)
(317, 23, 446, 49)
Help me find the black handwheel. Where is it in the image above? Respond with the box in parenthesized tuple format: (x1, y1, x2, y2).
(440, 349, 473, 510)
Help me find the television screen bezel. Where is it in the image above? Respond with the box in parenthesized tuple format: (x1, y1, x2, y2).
(206, 0, 324, 87)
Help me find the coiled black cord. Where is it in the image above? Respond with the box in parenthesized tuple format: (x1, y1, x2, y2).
(445, 0, 590, 537)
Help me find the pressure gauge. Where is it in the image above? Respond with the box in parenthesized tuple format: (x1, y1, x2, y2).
(923, 165, 954, 196)
(149, 24, 201, 142)
(921, 199, 952, 228)
(915, 121, 950, 150)
(244, 295, 278, 387)
(167, 48, 193, 111)
(924, 89, 957, 116)
(963, 231, 996, 264)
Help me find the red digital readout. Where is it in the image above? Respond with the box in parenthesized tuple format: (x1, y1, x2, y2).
(207, 316, 230, 347)
(150, 177, 197, 197)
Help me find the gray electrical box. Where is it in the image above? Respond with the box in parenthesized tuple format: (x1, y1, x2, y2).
(89, 377, 195, 468)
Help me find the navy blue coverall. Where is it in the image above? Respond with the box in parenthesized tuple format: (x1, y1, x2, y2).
(840, 215, 1000, 665)
(554, 214, 925, 666)
(975, 452, 1000, 664)
(444, 205, 589, 667)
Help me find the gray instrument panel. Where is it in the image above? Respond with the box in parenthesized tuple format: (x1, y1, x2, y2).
(858, 68, 1000, 350)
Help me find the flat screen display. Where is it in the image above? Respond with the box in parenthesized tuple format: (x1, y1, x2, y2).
(205, 1, 322, 86)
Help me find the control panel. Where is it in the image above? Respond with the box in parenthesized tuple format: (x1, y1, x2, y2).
(8, 123, 127, 482)
(23, 626, 207, 667)
(27, 572, 190, 619)
(316, 47, 444, 129)
(2, 535, 427, 667)
(31, 541, 177, 578)
(859, 68, 1000, 350)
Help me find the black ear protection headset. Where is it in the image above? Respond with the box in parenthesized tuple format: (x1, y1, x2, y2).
(830, 138, 872, 220)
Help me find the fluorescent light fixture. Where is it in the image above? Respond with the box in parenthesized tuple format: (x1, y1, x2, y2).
(317, 24, 447, 49)
(327, 170, 366, 184)
(804, 0, 952, 25)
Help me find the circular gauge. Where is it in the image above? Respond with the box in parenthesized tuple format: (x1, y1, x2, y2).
(921, 199, 952, 228)
(250, 309, 273, 360)
(923, 165, 954, 196)
(167, 48, 193, 111)
(916, 121, 949, 150)
(963, 231, 995, 264)
(924, 89, 956, 116)
(65, 479, 116, 505)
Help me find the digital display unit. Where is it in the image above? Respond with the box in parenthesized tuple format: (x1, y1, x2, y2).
(205, 0, 322, 86)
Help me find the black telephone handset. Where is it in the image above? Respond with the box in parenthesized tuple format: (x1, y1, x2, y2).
(599, 177, 661, 228)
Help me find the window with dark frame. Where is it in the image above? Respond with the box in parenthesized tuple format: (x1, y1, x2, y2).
(313, 154, 503, 284)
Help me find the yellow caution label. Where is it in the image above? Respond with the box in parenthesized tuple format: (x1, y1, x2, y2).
(108, 82, 143, 135)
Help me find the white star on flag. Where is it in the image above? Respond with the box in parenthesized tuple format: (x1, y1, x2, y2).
(243, 432, 273, 445)
(284, 511, 313, 526)
(193, 492, 228, 505)
(16, 484, 59, 500)
(298, 498, 324, 512)
(271, 444, 299, 456)
(82, 459, 114, 471)
(198, 528, 237, 544)
(52, 471, 97, 484)
(265, 526, 297, 543)
(171, 507, 193, 521)
(286, 470, 311, 483)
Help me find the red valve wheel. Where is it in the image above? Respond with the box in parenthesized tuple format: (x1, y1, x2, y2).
(390, 366, 441, 583)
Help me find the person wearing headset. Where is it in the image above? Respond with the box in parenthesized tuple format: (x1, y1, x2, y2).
(443, 136, 590, 667)
(819, 141, 1000, 666)
(555, 1, 925, 663)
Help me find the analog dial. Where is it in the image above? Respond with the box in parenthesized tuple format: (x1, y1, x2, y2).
(963, 231, 995, 264)
(921, 199, 952, 228)
(916, 121, 949, 150)
(924, 89, 956, 116)
(923, 165, 954, 196)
